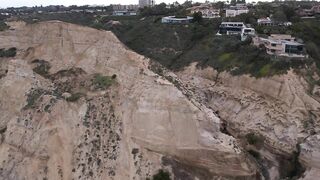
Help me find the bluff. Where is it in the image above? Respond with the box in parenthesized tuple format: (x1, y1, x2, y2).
(0, 21, 258, 180)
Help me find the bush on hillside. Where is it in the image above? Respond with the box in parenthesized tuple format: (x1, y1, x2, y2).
(0, 47, 17, 57)
(152, 170, 171, 180)
(0, 21, 8, 31)
(66, 92, 84, 102)
(92, 73, 115, 90)
(246, 132, 265, 146)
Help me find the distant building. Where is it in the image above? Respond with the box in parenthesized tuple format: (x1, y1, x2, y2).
(226, 4, 249, 17)
(311, 5, 320, 14)
(253, 34, 306, 58)
(139, 0, 155, 8)
(296, 5, 320, 17)
(112, 4, 139, 11)
(188, 5, 220, 18)
(112, 10, 137, 16)
(161, 16, 193, 24)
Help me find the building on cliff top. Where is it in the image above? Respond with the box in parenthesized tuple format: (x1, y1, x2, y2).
(253, 34, 307, 58)
(188, 5, 220, 18)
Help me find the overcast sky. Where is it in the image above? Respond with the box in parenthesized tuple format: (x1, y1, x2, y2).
(1, 0, 210, 8)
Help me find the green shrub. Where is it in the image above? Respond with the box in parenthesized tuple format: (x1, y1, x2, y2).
(0, 21, 8, 31)
(0, 47, 17, 57)
(32, 59, 51, 78)
(245, 132, 265, 146)
(218, 53, 233, 62)
(66, 92, 83, 102)
(24, 89, 46, 109)
(152, 170, 171, 180)
(92, 74, 115, 90)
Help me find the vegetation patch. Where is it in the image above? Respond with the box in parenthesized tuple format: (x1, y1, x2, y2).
(151, 170, 171, 180)
(24, 88, 47, 109)
(92, 73, 116, 90)
(245, 132, 265, 147)
(0, 47, 17, 58)
(32, 59, 51, 78)
(0, 21, 8, 31)
(66, 92, 84, 102)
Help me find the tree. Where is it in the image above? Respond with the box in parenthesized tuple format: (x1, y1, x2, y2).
(272, 10, 287, 22)
(192, 12, 203, 23)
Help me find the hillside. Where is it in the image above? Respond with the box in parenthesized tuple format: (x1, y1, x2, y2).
(0, 18, 319, 179)
(0, 21, 260, 180)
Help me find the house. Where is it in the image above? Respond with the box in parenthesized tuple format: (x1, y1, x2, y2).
(257, 17, 273, 26)
(161, 16, 193, 24)
(217, 22, 255, 41)
(241, 27, 255, 41)
(257, 17, 292, 26)
(253, 34, 306, 58)
(226, 4, 249, 17)
(217, 22, 246, 35)
(188, 6, 220, 18)
(296, 5, 320, 17)
(112, 10, 137, 16)
(311, 5, 320, 14)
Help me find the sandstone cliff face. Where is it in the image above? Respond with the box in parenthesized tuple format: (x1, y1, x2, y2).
(0, 21, 258, 180)
(177, 63, 320, 179)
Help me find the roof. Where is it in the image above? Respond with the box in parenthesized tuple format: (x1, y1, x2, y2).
(221, 22, 245, 24)
(282, 40, 304, 46)
(162, 16, 193, 21)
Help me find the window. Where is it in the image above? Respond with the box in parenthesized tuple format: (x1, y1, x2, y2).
(271, 43, 276, 47)
(285, 45, 304, 54)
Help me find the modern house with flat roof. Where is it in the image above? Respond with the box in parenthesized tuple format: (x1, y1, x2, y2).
(217, 22, 246, 35)
(161, 16, 194, 24)
(226, 4, 249, 17)
(217, 22, 255, 41)
(253, 34, 306, 58)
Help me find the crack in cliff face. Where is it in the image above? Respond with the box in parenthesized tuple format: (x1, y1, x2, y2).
(148, 60, 261, 179)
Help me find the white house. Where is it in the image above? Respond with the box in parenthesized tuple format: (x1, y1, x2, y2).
(161, 16, 193, 24)
(226, 4, 249, 17)
(257, 17, 292, 26)
(257, 17, 273, 25)
(217, 22, 255, 41)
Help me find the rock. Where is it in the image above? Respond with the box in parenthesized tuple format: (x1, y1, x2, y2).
(62, 92, 72, 98)
(177, 63, 320, 179)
